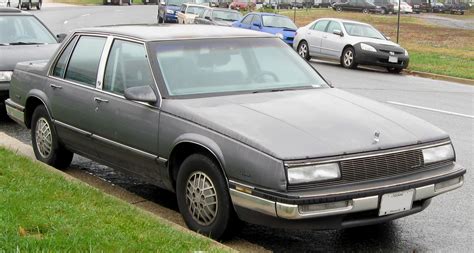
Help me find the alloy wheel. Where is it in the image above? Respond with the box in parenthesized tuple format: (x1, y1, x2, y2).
(344, 50, 354, 67)
(185, 171, 218, 226)
(298, 43, 308, 58)
(35, 117, 52, 159)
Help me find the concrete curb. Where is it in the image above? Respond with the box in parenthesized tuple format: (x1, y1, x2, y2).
(404, 70, 474, 86)
(0, 132, 240, 252)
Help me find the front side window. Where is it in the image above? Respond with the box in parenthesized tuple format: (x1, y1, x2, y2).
(65, 36, 106, 87)
(241, 14, 253, 25)
(326, 21, 342, 33)
(52, 36, 78, 78)
(152, 38, 327, 96)
(103, 40, 154, 95)
(0, 16, 56, 45)
(262, 15, 297, 29)
(312, 20, 329, 32)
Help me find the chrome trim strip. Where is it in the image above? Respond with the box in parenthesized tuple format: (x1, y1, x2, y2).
(5, 99, 25, 127)
(54, 120, 91, 137)
(157, 157, 168, 163)
(230, 189, 277, 217)
(91, 134, 157, 160)
(229, 180, 256, 190)
(285, 140, 451, 168)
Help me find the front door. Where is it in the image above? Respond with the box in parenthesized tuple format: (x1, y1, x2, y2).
(320, 21, 346, 59)
(92, 38, 162, 184)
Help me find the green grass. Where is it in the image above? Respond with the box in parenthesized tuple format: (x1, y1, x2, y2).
(0, 148, 226, 252)
(409, 51, 474, 79)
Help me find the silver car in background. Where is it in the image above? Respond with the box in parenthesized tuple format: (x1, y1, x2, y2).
(0, 0, 42, 10)
(294, 18, 410, 73)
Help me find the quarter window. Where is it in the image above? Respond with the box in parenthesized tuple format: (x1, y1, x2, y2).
(103, 40, 154, 95)
(64, 36, 106, 87)
(52, 36, 78, 78)
(312, 20, 329, 32)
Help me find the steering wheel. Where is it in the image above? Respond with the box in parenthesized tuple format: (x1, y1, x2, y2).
(251, 71, 279, 83)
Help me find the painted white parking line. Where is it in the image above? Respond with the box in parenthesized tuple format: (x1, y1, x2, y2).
(387, 101, 474, 119)
(81, 14, 91, 17)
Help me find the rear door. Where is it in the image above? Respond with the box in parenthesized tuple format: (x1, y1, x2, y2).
(305, 19, 329, 56)
(48, 35, 107, 156)
(320, 21, 346, 59)
(91, 38, 162, 183)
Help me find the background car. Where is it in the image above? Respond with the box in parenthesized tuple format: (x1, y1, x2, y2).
(177, 3, 208, 24)
(333, 0, 382, 13)
(0, 8, 59, 117)
(393, 0, 413, 13)
(229, 0, 256, 10)
(1, 0, 42, 10)
(443, 0, 467, 14)
(103, 0, 133, 5)
(158, 0, 189, 23)
(194, 8, 242, 26)
(142, 0, 158, 4)
(232, 12, 297, 45)
(293, 18, 409, 73)
(370, 0, 395, 14)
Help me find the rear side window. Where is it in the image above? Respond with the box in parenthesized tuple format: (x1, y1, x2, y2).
(103, 40, 154, 95)
(52, 36, 78, 78)
(65, 36, 106, 87)
(312, 20, 329, 32)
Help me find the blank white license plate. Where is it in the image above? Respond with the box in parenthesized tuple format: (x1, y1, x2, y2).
(379, 189, 414, 216)
(389, 56, 398, 63)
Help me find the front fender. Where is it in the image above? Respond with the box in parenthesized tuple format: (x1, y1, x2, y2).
(171, 133, 226, 169)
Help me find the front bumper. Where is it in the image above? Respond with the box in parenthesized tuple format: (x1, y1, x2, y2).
(354, 46, 409, 69)
(230, 162, 465, 229)
(165, 14, 178, 23)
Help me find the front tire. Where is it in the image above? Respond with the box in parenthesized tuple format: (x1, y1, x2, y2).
(176, 154, 236, 239)
(297, 41, 311, 61)
(362, 8, 369, 14)
(26, 1, 32, 10)
(336, 6, 342, 12)
(36, 0, 42, 10)
(31, 105, 73, 169)
(387, 67, 403, 74)
(341, 47, 357, 69)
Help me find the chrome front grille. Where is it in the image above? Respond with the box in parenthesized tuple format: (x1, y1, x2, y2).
(287, 149, 425, 191)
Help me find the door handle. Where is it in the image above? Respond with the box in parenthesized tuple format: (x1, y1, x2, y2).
(94, 97, 109, 103)
(50, 84, 62, 89)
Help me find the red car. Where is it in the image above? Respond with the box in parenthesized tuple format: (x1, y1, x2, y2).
(229, 0, 255, 10)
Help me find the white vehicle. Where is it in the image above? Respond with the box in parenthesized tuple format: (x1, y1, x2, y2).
(0, 0, 42, 10)
(393, 0, 413, 13)
(177, 3, 208, 24)
(293, 18, 410, 73)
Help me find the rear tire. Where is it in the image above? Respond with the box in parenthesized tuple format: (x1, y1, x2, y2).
(297, 41, 311, 61)
(362, 8, 369, 14)
(336, 6, 342, 12)
(176, 154, 237, 239)
(36, 0, 42, 10)
(26, 1, 31, 10)
(31, 105, 73, 169)
(341, 47, 357, 69)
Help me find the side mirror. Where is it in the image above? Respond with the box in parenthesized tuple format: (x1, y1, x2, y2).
(385, 36, 391, 41)
(124, 86, 157, 104)
(333, 29, 343, 36)
(252, 22, 261, 28)
(205, 16, 211, 20)
(56, 33, 67, 43)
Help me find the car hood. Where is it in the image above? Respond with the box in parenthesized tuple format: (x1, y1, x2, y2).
(0, 44, 58, 71)
(166, 5, 181, 11)
(261, 27, 296, 37)
(215, 20, 236, 26)
(351, 37, 400, 47)
(163, 88, 448, 160)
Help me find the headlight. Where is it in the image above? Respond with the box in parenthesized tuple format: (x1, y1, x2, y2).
(423, 144, 455, 164)
(0, 71, 13, 82)
(404, 49, 409, 56)
(360, 43, 377, 52)
(166, 9, 174, 14)
(287, 163, 341, 184)
(276, 33, 284, 40)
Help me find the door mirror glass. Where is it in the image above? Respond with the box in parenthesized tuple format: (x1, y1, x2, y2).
(56, 33, 67, 43)
(333, 29, 344, 36)
(252, 21, 261, 28)
(124, 86, 157, 103)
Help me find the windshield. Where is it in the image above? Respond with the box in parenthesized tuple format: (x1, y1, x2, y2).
(262, 16, 297, 30)
(0, 16, 56, 45)
(167, 0, 188, 6)
(343, 22, 386, 40)
(152, 38, 327, 96)
(212, 10, 241, 21)
(195, 0, 210, 4)
(187, 6, 206, 15)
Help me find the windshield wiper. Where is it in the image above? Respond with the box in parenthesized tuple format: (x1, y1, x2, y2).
(7, 42, 44, 45)
(252, 86, 313, 94)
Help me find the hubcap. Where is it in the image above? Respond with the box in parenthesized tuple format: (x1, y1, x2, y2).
(185, 171, 218, 226)
(35, 118, 52, 158)
(344, 50, 353, 66)
(299, 44, 307, 58)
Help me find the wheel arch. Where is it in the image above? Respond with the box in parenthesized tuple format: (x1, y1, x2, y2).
(340, 44, 355, 60)
(24, 91, 52, 129)
(167, 135, 228, 191)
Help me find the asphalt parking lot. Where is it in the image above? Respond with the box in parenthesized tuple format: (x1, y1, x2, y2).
(1, 4, 473, 252)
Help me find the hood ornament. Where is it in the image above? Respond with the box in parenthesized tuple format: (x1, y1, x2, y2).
(373, 131, 380, 144)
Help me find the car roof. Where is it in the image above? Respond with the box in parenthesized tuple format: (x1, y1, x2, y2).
(0, 8, 31, 15)
(76, 24, 274, 41)
(249, 12, 288, 18)
(212, 7, 238, 12)
(184, 3, 208, 7)
(316, 18, 370, 26)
